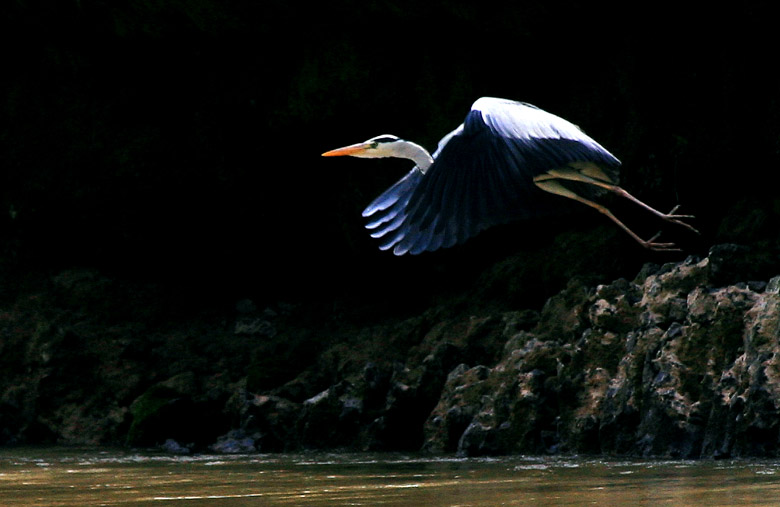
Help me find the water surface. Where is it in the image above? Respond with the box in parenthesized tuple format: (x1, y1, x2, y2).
(2, 448, 780, 505)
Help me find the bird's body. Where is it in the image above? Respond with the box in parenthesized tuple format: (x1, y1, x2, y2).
(323, 97, 696, 254)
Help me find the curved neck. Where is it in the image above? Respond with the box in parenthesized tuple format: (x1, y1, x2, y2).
(393, 141, 434, 173)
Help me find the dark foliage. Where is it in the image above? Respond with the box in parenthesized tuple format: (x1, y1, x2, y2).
(2, 1, 777, 309)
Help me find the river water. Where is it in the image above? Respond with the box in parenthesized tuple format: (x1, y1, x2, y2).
(2, 448, 780, 506)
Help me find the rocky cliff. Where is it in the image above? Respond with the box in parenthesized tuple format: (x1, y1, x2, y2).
(2, 243, 778, 458)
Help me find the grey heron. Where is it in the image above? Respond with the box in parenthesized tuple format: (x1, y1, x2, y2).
(322, 97, 697, 255)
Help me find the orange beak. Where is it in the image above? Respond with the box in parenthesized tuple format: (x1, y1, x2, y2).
(321, 143, 370, 157)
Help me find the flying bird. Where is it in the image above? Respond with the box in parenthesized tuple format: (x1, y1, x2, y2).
(322, 97, 697, 255)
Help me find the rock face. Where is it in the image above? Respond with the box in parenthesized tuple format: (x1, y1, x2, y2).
(1, 244, 779, 458)
(423, 255, 780, 458)
(226, 244, 780, 458)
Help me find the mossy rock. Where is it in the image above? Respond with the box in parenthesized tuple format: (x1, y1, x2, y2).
(126, 384, 192, 447)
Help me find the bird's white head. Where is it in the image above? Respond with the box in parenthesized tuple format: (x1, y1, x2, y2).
(322, 134, 434, 171)
(321, 135, 403, 159)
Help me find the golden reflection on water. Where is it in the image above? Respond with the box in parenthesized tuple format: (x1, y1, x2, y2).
(2, 449, 780, 506)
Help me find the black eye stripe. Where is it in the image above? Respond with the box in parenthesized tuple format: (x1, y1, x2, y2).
(373, 136, 397, 143)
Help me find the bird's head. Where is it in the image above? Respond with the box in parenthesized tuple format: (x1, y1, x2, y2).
(321, 135, 403, 159)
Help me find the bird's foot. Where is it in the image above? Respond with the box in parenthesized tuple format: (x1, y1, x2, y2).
(660, 205, 700, 235)
(640, 231, 682, 252)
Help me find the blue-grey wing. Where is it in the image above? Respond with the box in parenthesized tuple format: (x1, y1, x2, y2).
(361, 167, 424, 249)
(363, 97, 621, 255)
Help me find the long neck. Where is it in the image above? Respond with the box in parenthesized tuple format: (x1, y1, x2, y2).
(393, 141, 434, 173)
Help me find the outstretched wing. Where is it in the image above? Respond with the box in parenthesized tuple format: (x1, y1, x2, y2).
(362, 97, 621, 255)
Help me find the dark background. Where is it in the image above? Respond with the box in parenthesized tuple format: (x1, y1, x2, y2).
(2, 1, 778, 314)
